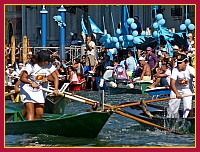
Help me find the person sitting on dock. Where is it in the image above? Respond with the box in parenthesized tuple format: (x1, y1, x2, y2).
(112, 59, 128, 81)
(167, 53, 195, 118)
(126, 51, 137, 79)
(147, 63, 171, 89)
(133, 56, 151, 81)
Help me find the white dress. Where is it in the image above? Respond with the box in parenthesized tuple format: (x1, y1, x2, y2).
(20, 63, 56, 104)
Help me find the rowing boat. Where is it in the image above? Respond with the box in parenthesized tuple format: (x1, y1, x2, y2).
(5, 105, 112, 138)
(121, 103, 195, 133)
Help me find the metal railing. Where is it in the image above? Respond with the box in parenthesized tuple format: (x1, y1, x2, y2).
(16, 45, 102, 64)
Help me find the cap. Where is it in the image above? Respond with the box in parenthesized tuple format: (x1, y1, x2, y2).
(177, 53, 188, 63)
(173, 45, 179, 50)
(7, 64, 12, 67)
(8, 66, 14, 70)
(28, 52, 32, 55)
(161, 48, 167, 52)
(18, 62, 23, 66)
(134, 16, 139, 21)
(146, 47, 152, 51)
(188, 33, 193, 37)
(139, 56, 145, 61)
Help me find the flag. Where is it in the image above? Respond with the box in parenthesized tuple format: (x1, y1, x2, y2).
(81, 16, 88, 35)
(121, 6, 129, 35)
(88, 16, 103, 35)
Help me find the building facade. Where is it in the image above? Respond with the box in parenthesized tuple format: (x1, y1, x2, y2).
(5, 5, 195, 47)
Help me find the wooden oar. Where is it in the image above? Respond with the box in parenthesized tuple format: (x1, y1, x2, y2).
(49, 86, 99, 103)
(5, 90, 16, 97)
(40, 87, 99, 107)
(114, 108, 183, 135)
(114, 94, 195, 109)
(103, 103, 184, 135)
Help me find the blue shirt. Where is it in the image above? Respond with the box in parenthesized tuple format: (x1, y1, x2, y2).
(126, 56, 137, 72)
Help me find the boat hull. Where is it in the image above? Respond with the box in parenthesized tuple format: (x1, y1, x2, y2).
(122, 104, 195, 133)
(145, 87, 171, 98)
(6, 106, 111, 138)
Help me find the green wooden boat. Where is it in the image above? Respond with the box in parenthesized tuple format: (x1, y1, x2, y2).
(5, 105, 112, 138)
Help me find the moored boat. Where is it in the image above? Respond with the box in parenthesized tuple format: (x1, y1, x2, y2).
(5, 105, 112, 138)
(103, 67, 153, 94)
(105, 79, 153, 94)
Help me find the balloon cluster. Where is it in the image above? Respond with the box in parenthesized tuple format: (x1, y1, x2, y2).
(53, 15, 66, 28)
(152, 13, 166, 38)
(99, 17, 146, 49)
(180, 18, 195, 31)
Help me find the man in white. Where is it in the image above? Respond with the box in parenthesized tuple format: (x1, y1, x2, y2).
(86, 36, 96, 68)
(167, 53, 195, 118)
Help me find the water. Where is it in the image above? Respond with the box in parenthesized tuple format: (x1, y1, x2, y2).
(5, 91, 195, 147)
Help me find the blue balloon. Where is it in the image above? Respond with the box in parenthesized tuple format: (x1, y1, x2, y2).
(133, 37, 140, 44)
(185, 19, 191, 26)
(116, 28, 122, 35)
(180, 24, 186, 30)
(115, 42, 120, 49)
(153, 22, 159, 29)
(188, 24, 195, 30)
(156, 14, 163, 21)
(106, 38, 111, 44)
(141, 31, 146, 36)
(111, 37, 118, 43)
(122, 41, 128, 48)
(126, 35, 133, 41)
(158, 19, 165, 25)
(127, 18, 134, 25)
(153, 31, 158, 37)
(131, 23, 137, 30)
(132, 30, 138, 37)
(119, 36, 124, 42)
(106, 34, 111, 39)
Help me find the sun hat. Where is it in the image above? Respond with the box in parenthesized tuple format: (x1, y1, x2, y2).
(173, 45, 179, 50)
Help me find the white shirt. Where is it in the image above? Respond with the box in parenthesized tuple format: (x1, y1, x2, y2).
(171, 64, 195, 90)
(87, 41, 96, 56)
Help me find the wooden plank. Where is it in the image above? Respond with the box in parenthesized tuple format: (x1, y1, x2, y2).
(22, 36, 28, 65)
(11, 35, 15, 65)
